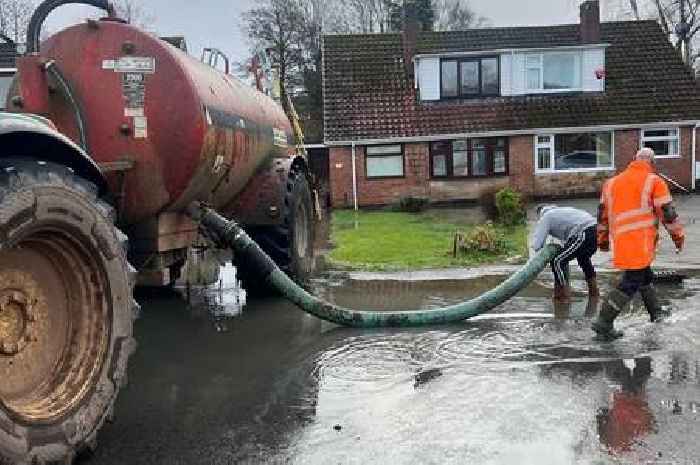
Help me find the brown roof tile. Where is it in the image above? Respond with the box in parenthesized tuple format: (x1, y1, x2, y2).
(0, 42, 18, 69)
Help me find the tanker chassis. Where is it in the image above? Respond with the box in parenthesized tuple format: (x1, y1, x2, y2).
(0, 1, 315, 463)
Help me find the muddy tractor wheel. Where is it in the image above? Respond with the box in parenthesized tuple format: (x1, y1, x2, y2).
(243, 166, 315, 288)
(0, 160, 136, 465)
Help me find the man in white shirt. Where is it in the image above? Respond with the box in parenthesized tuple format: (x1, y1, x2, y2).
(532, 205, 599, 301)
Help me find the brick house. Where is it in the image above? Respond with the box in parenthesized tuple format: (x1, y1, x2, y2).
(322, 1, 700, 208)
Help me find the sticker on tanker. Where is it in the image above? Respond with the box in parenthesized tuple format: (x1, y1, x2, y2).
(273, 128, 288, 148)
(113, 57, 156, 74)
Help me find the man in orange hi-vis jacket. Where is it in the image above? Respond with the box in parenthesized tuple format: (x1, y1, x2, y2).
(593, 147, 685, 340)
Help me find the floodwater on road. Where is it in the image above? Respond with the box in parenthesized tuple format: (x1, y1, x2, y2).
(78, 268, 700, 465)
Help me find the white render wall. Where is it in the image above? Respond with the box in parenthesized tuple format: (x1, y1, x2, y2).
(417, 57, 440, 101)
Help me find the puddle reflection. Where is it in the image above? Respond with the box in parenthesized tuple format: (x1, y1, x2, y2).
(80, 269, 700, 465)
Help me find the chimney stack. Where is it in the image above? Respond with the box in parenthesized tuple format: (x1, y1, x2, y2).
(580, 0, 601, 44)
(402, 17, 420, 76)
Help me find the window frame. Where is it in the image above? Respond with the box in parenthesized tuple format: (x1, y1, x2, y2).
(364, 144, 405, 180)
(0, 71, 15, 111)
(525, 51, 583, 94)
(534, 131, 615, 174)
(429, 138, 509, 179)
(439, 56, 500, 100)
(640, 127, 681, 159)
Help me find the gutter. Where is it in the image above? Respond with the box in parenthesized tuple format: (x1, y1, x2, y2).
(326, 120, 700, 147)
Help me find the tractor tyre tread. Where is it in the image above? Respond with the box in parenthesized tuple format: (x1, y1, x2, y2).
(0, 159, 136, 465)
(237, 164, 315, 292)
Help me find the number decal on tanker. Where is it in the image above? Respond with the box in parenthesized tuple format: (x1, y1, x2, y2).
(122, 73, 146, 110)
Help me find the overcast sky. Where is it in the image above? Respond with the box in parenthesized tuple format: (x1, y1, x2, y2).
(44, 0, 615, 68)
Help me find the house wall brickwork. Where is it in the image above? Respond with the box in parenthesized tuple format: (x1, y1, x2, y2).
(329, 127, 695, 208)
(508, 136, 535, 195)
(613, 127, 693, 191)
(329, 143, 510, 208)
(656, 126, 693, 189)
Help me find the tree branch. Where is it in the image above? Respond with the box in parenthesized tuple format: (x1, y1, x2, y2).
(629, 0, 641, 20)
(653, 0, 671, 36)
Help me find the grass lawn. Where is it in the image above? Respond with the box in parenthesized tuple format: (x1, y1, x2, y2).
(327, 209, 528, 271)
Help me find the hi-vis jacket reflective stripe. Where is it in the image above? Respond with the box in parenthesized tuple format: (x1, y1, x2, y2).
(597, 160, 685, 270)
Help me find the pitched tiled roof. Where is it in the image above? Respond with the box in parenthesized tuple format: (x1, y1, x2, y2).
(0, 42, 18, 69)
(322, 21, 700, 143)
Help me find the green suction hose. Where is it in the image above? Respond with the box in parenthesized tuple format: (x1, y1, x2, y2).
(188, 202, 560, 328)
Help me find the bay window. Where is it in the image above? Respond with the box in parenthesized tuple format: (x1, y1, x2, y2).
(440, 56, 499, 99)
(526, 52, 582, 92)
(366, 145, 404, 178)
(431, 138, 508, 178)
(641, 128, 680, 158)
(535, 132, 613, 172)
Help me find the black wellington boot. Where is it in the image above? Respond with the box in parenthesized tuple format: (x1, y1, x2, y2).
(640, 285, 671, 322)
(592, 289, 630, 341)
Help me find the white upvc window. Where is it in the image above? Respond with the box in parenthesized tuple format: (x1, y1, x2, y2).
(535, 131, 614, 173)
(535, 135, 554, 171)
(525, 52, 582, 92)
(366, 144, 404, 178)
(641, 128, 680, 158)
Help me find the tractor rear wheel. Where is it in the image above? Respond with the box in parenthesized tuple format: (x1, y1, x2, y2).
(241, 166, 316, 289)
(0, 160, 136, 465)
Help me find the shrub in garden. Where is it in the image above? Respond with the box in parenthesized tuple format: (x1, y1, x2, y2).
(398, 196, 430, 213)
(495, 187, 526, 226)
(453, 222, 507, 255)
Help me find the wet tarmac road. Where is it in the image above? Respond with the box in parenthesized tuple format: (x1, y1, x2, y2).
(78, 271, 700, 465)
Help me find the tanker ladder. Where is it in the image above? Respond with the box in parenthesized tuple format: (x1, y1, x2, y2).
(187, 202, 561, 328)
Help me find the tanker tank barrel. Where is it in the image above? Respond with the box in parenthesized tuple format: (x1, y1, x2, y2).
(187, 202, 561, 328)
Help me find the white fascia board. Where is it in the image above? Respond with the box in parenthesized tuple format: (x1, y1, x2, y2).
(414, 44, 610, 61)
(0, 68, 17, 73)
(298, 144, 328, 149)
(325, 120, 700, 147)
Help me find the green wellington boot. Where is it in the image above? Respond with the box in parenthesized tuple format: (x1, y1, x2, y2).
(640, 285, 671, 322)
(592, 289, 630, 341)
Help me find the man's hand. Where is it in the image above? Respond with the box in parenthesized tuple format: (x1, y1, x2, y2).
(673, 234, 685, 253)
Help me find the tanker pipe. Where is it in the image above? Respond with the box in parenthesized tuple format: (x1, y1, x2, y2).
(187, 202, 561, 328)
(45, 61, 89, 151)
(26, 0, 115, 54)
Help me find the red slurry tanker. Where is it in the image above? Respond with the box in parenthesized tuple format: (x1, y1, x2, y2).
(0, 1, 314, 462)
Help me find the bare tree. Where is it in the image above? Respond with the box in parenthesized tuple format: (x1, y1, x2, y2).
(324, 0, 397, 34)
(649, 0, 699, 64)
(628, 0, 642, 18)
(433, 0, 489, 31)
(0, 0, 35, 43)
(243, 0, 306, 116)
(588, 0, 700, 67)
(112, 0, 156, 31)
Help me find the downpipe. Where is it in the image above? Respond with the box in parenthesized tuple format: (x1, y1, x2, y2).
(187, 202, 561, 328)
